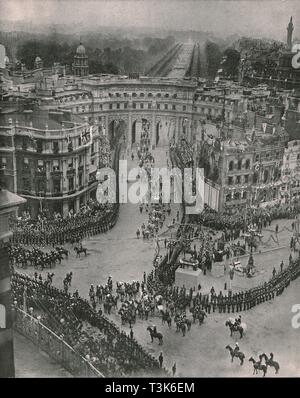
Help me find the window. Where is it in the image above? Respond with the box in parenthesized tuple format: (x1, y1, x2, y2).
(22, 177, 31, 191)
(157, 104, 160, 109)
(256, 154, 260, 162)
(237, 160, 242, 170)
(183, 105, 186, 111)
(242, 191, 247, 199)
(148, 103, 152, 109)
(53, 160, 59, 171)
(91, 143, 95, 154)
(148, 93, 153, 97)
(228, 161, 234, 171)
(165, 93, 169, 98)
(36, 139, 43, 153)
(124, 103, 128, 109)
(236, 176, 241, 184)
(24, 158, 29, 165)
(244, 175, 249, 183)
(164, 104, 168, 110)
(116, 103, 120, 109)
(156, 93, 161, 98)
(109, 104, 113, 110)
(53, 141, 59, 153)
(132, 93, 137, 97)
(133, 103, 136, 109)
(140, 103, 144, 109)
(173, 94, 177, 99)
(140, 93, 144, 97)
(297, 154, 300, 160)
(245, 159, 250, 169)
(68, 177, 74, 191)
(78, 136, 82, 146)
(37, 159, 44, 169)
(172, 105, 176, 110)
(78, 173, 83, 187)
(228, 176, 233, 185)
(1, 157, 6, 169)
(53, 179, 61, 193)
(68, 158, 73, 169)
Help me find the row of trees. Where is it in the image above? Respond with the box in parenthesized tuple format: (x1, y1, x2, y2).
(205, 41, 241, 80)
(15, 35, 175, 75)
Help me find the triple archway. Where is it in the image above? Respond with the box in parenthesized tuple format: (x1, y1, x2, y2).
(107, 116, 179, 149)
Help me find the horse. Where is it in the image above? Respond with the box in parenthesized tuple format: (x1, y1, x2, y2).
(249, 357, 267, 377)
(225, 319, 246, 339)
(146, 326, 163, 345)
(193, 310, 207, 325)
(161, 310, 172, 328)
(55, 246, 69, 258)
(74, 246, 87, 257)
(175, 321, 187, 336)
(225, 345, 245, 365)
(261, 353, 280, 374)
(184, 318, 192, 331)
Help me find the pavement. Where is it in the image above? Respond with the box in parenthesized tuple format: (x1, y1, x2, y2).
(14, 332, 72, 378)
(18, 146, 300, 377)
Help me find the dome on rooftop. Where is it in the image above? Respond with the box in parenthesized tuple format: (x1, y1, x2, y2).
(76, 43, 86, 55)
(35, 56, 42, 62)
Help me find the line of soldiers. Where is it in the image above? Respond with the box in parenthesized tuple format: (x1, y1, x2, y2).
(149, 254, 300, 317)
(11, 203, 119, 247)
(11, 271, 169, 377)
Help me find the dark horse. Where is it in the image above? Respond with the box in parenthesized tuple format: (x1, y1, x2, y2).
(147, 327, 163, 345)
(55, 246, 69, 257)
(261, 353, 280, 374)
(225, 345, 245, 365)
(225, 319, 245, 339)
(161, 310, 172, 328)
(249, 357, 267, 377)
(74, 246, 87, 257)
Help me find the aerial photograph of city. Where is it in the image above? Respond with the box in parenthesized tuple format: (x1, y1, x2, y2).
(0, 0, 300, 382)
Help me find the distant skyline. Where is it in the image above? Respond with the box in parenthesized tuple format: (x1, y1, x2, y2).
(1, 0, 300, 40)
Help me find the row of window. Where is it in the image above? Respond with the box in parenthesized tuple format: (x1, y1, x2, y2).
(226, 191, 248, 201)
(107, 102, 186, 111)
(109, 92, 178, 99)
(22, 157, 84, 172)
(22, 174, 84, 193)
(228, 159, 251, 171)
(228, 175, 250, 185)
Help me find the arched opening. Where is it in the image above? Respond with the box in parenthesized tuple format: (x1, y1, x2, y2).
(156, 122, 160, 146)
(131, 118, 151, 147)
(132, 120, 136, 145)
(109, 120, 127, 147)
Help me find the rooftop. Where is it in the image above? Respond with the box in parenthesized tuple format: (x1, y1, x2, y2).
(0, 189, 26, 211)
(0, 109, 85, 131)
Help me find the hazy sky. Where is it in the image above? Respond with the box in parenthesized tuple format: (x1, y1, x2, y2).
(1, 0, 300, 39)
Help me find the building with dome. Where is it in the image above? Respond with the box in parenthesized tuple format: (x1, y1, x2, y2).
(73, 43, 89, 77)
(34, 56, 43, 70)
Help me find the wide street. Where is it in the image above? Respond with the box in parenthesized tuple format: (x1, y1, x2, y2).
(21, 146, 300, 377)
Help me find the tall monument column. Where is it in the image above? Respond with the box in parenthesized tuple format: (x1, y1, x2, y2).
(287, 16, 294, 51)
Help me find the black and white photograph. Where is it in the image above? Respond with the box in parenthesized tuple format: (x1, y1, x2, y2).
(0, 0, 300, 382)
